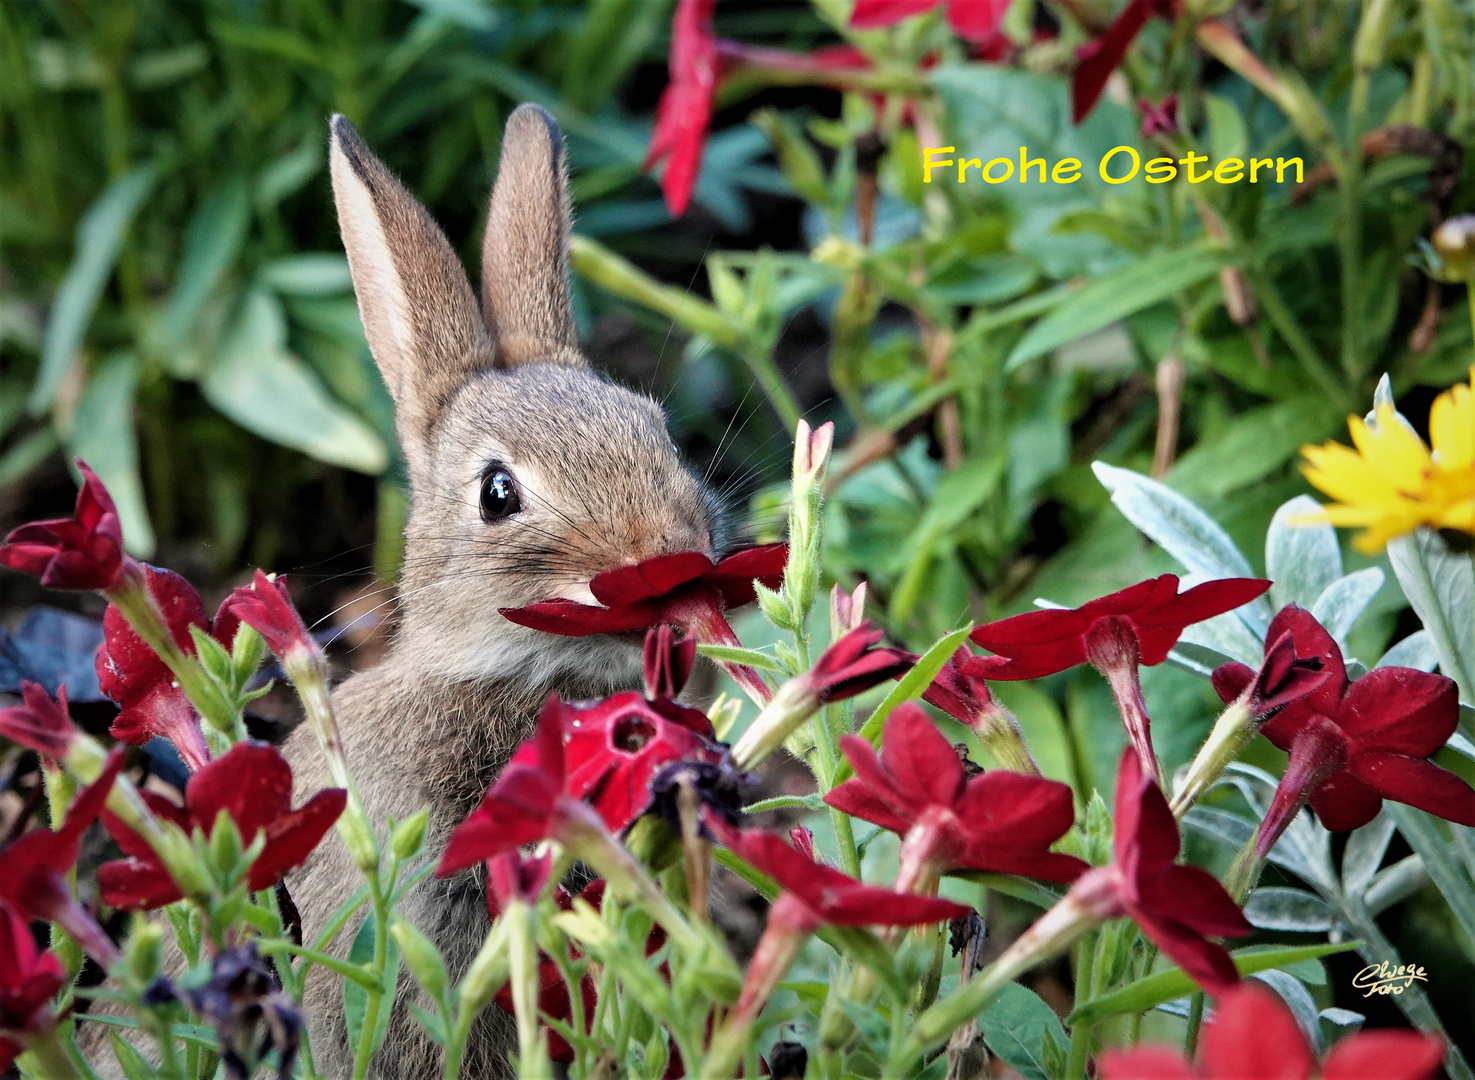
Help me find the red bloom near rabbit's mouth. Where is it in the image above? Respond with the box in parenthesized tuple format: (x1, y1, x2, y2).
(500, 544, 788, 700)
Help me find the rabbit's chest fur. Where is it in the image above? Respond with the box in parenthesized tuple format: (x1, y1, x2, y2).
(283, 655, 627, 1078)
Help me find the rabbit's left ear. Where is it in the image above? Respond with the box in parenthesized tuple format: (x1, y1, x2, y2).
(480, 104, 583, 369)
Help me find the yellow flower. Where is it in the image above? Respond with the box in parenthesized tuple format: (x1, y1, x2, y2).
(1298, 368, 1475, 553)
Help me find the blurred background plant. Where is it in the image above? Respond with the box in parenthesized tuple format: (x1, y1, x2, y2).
(3, 0, 1475, 1054)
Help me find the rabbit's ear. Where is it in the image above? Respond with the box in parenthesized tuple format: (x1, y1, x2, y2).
(330, 115, 495, 440)
(480, 104, 583, 368)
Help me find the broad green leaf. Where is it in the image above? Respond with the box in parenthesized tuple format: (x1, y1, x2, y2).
(1342, 812, 1396, 895)
(1309, 568, 1385, 643)
(1092, 462, 1271, 634)
(1243, 887, 1340, 933)
(1377, 630, 1439, 671)
(258, 254, 353, 295)
(1386, 530, 1475, 703)
(343, 915, 401, 1061)
(1068, 942, 1358, 1025)
(1007, 248, 1227, 369)
(202, 290, 388, 473)
(1168, 396, 1343, 500)
(892, 456, 1005, 619)
(69, 353, 153, 556)
(158, 176, 252, 344)
(977, 983, 1067, 1080)
(32, 165, 157, 412)
(845, 625, 973, 774)
(108, 1030, 157, 1080)
(1204, 94, 1249, 162)
(1266, 496, 1342, 611)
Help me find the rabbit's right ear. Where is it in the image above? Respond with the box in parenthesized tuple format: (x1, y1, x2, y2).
(329, 115, 494, 443)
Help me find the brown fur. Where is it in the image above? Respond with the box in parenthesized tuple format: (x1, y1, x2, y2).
(84, 105, 720, 1079)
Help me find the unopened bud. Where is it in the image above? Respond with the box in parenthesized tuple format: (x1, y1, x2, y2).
(391, 809, 430, 862)
(126, 918, 164, 984)
(1434, 216, 1475, 282)
(457, 920, 510, 1016)
(391, 919, 448, 1000)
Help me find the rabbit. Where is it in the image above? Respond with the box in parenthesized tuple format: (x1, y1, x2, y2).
(81, 104, 722, 1079)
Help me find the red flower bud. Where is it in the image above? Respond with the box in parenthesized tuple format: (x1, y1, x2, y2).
(0, 461, 134, 591)
(0, 682, 80, 761)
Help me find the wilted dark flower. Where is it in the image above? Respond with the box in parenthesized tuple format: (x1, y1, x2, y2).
(159, 944, 302, 1079)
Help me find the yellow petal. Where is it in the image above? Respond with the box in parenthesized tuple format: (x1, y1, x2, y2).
(1429, 373, 1475, 470)
(1300, 443, 1403, 504)
(1348, 407, 1432, 491)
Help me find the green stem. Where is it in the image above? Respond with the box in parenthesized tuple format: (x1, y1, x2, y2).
(1065, 933, 1097, 1080)
(1184, 992, 1206, 1058)
(1339, 72, 1368, 381)
(27, 1030, 86, 1080)
(350, 877, 391, 1080)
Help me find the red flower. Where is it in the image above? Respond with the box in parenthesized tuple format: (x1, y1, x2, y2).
(100, 742, 346, 909)
(0, 749, 126, 966)
(643, 625, 696, 701)
(1138, 95, 1180, 136)
(645, 0, 718, 216)
(563, 691, 721, 835)
(1213, 605, 1475, 839)
(967, 575, 1269, 777)
(825, 703, 1085, 885)
(1070, 750, 1250, 995)
(922, 647, 999, 725)
(438, 696, 570, 875)
(967, 575, 1269, 681)
(849, 0, 1011, 41)
(96, 566, 237, 772)
(710, 816, 970, 934)
(0, 461, 134, 591)
(219, 570, 315, 661)
(487, 850, 554, 916)
(0, 903, 67, 1072)
(0, 682, 81, 762)
(1100, 983, 1444, 1080)
(807, 623, 913, 702)
(500, 545, 787, 701)
(1071, 0, 1177, 123)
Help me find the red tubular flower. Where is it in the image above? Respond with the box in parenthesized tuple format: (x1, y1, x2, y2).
(644, 0, 718, 216)
(807, 623, 913, 702)
(1100, 983, 1444, 1080)
(500, 545, 787, 701)
(438, 696, 571, 875)
(0, 749, 126, 966)
(0, 902, 68, 1072)
(219, 570, 316, 661)
(1213, 606, 1474, 847)
(100, 742, 346, 909)
(1138, 95, 1180, 136)
(825, 703, 1085, 888)
(643, 625, 697, 701)
(849, 0, 1011, 42)
(1069, 750, 1250, 995)
(96, 566, 236, 772)
(968, 575, 1269, 778)
(0, 682, 81, 762)
(0, 461, 135, 591)
(1071, 0, 1177, 123)
(563, 692, 722, 835)
(923, 648, 1040, 774)
(488, 850, 554, 916)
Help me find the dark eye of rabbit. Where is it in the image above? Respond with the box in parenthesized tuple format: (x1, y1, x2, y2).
(479, 468, 521, 521)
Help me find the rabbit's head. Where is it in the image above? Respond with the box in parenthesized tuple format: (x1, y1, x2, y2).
(330, 105, 719, 687)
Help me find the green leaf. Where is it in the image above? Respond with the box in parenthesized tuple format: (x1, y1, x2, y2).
(69, 352, 154, 556)
(1067, 942, 1359, 1025)
(1204, 94, 1249, 162)
(32, 165, 158, 412)
(0, 428, 61, 489)
(1006, 248, 1228, 370)
(258, 254, 354, 295)
(891, 456, 1005, 620)
(741, 794, 826, 814)
(695, 643, 785, 672)
(843, 626, 973, 776)
(1386, 529, 1475, 703)
(343, 915, 401, 1060)
(1309, 568, 1385, 643)
(158, 176, 252, 345)
(201, 290, 388, 473)
(109, 1030, 156, 1080)
(1166, 395, 1343, 500)
(1266, 496, 1342, 611)
(978, 983, 1068, 1080)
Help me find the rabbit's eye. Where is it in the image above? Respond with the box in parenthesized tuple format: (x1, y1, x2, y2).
(479, 469, 521, 521)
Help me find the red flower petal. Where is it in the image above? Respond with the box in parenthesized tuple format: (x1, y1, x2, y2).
(705, 543, 788, 608)
(946, 0, 1011, 40)
(248, 788, 348, 890)
(1198, 984, 1314, 1080)
(0, 682, 80, 761)
(1305, 769, 1383, 833)
(1071, 0, 1167, 124)
(220, 570, 312, 658)
(848, 0, 936, 28)
(1338, 668, 1459, 757)
(1350, 751, 1475, 827)
(0, 461, 126, 590)
(645, 0, 719, 216)
(877, 703, 964, 806)
(1210, 661, 1254, 705)
(98, 858, 185, 910)
(186, 742, 296, 849)
(1098, 1047, 1199, 1080)
(1112, 749, 1179, 885)
(103, 789, 190, 862)
(1132, 908, 1240, 998)
(500, 597, 664, 636)
(590, 552, 715, 607)
(1139, 864, 1252, 939)
(1134, 578, 1270, 665)
(1322, 1030, 1445, 1080)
